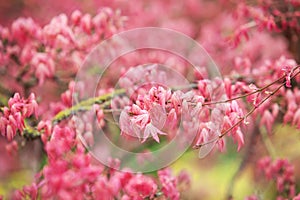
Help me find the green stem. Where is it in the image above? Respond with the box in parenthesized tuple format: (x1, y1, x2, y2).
(23, 121, 41, 139)
(52, 89, 125, 124)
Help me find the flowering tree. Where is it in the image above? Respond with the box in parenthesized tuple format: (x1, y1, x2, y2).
(0, 0, 300, 199)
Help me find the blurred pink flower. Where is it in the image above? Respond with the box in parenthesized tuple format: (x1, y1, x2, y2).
(158, 169, 180, 200)
(0, 93, 38, 141)
(124, 173, 157, 200)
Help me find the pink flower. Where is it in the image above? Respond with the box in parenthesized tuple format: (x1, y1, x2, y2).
(124, 174, 158, 199)
(233, 127, 244, 152)
(277, 56, 297, 88)
(45, 126, 76, 160)
(260, 110, 274, 134)
(245, 195, 259, 200)
(12, 183, 38, 200)
(0, 93, 38, 141)
(5, 140, 18, 155)
(119, 89, 168, 143)
(119, 107, 141, 138)
(31, 53, 55, 85)
(143, 123, 166, 143)
(292, 108, 300, 129)
(37, 120, 52, 143)
(158, 169, 180, 200)
(293, 194, 300, 200)
(257, 157, 296, 198)
(11, 18, 41, 44)
(166, 108, 177, 130)
(81, 14, 92, 34)
(197, 79, 213, 99)
(71, 10, 82, 25)
(282, 64, 294, 88)
(177, 170, 191, 189)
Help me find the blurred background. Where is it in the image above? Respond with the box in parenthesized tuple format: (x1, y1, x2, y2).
(1, 0, 300, 199)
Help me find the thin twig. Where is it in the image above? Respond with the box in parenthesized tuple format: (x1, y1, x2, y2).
(203, 74, 286, 106)
(195, 68, 300, 149)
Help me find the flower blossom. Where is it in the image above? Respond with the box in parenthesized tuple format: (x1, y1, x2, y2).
(120, 103, 167, 143)
(0, 93, 38, 141)
(277, 56, 297, 88)
(158, 169, 180, 200)
(124, 173, 158, 200)
(257, 157, 296, 199)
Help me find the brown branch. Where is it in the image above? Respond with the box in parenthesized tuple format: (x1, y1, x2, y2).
(195, 68, 300, 149)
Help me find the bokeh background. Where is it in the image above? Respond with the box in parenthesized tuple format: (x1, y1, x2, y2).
(1, 0, 300, 199)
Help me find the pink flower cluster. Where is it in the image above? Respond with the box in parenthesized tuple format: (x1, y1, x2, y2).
(0, 8, 125, 88)
(119, 72, 248, 153)
(226, 0, 300, 49)
(158, 169, 180, 200)
(236, 0, 300, 33)
(0, 93, 38, 141)
(117, 56, 298, 155)
(120, 85, 171, 143)
(12, 183, 38, 200)
(257, 157, 298, 199)
(12, 123, 185, 199)
(284, 88, 300, 129)
(224, 56, 299, 134)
